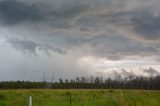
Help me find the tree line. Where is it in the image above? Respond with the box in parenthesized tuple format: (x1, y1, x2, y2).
(0, 75, 160, 90)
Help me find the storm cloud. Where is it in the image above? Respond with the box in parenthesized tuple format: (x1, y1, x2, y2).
(5, 37, 67, 55)
(0, 0, 160, 81)
(131, 9, 160, 40)
(0, 0, 44, 25)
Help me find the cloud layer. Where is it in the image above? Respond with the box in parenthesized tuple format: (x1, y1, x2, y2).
(0, 0, 160, 80)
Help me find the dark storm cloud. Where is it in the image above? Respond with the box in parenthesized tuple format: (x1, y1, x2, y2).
(85, 34, 159, 59)
(6, 37, 38, 55)
(0, 0, 44, 25)
(0, 0, 160, 59)
(0, 0, 89, 27)
(0, 0, 160, 81)
(6, 37, 66, 55)
(131, 9, 160, 40)
(49, 33, 159, 59)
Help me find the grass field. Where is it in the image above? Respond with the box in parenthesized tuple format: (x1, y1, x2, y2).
(0, 89, 159, 106)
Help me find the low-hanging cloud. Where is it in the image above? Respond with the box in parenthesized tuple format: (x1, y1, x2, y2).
(5, 37, 67, 55)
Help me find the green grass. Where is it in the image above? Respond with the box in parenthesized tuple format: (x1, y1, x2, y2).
(0, 89, 159, 106)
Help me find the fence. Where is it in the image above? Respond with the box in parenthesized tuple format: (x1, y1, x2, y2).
(27, 94, 116, 106)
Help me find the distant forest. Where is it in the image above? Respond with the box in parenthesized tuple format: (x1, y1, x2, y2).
(0, 75, 160, 90)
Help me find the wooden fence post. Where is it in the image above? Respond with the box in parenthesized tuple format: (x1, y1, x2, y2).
(93, 94, 96, 106)
(70, 94, 72, 106)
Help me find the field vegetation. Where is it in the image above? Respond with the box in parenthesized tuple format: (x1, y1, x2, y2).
(0, 89, 159, 106)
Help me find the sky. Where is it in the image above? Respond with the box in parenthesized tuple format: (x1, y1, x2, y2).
(0, 0, 160, 81)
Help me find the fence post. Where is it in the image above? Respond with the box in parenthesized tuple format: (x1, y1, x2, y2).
(69, 94, 72, 106)
(93, 94, 96, 106)
(29, 96, 32, 106)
